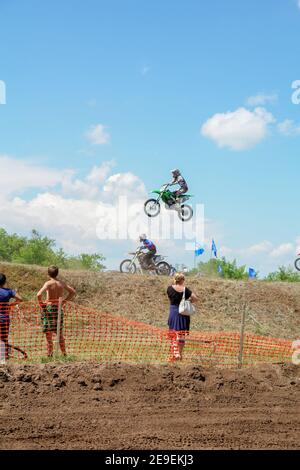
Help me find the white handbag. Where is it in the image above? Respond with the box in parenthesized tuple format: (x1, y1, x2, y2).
(179, 287, 196, 316)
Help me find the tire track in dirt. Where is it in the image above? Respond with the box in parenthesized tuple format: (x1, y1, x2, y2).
(0, 362, 299, 450)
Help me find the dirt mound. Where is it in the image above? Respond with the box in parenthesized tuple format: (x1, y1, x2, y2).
(1, 262, 300, 339)
(0, 362, 299, 450)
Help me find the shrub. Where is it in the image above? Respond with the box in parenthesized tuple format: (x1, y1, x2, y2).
(265, 266, 300, 282)
(191, 257, 249, 280)
(0, 228, 106, 271)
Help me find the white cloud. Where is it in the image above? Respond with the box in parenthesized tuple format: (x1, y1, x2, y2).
(270, 243, 294, 258)
(219, 245, 233, 256)
(5, 193, 100, 241)
(103, 172, 147, 201)
(244, 240, 273, 255)
(218, 241, 273, 261)
(239, 240, 296, 261)
(0, 155, 62, 196)
(85, 124, 110, 145)
(247, 93, 277, 106)
(0, 156, 149, 256)
(201, 107, 275, 151)
(86, 161, 116, 184)
(60, 161, 116, 199)
(0, 156, 210, 269)
(61, 170, 99, 199)
(277, 119, 300, 136)
(2, 155, 299, 273)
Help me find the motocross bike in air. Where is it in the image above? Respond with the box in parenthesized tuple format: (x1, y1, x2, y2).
(144, 184, 193, 222)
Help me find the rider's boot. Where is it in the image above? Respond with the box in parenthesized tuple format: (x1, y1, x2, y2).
(167, 196, 176, 206)
(170, 197, 181, 209)
(148, 261, 156, 271)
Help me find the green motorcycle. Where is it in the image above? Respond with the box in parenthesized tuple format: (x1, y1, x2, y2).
(144, 184, 193, 222)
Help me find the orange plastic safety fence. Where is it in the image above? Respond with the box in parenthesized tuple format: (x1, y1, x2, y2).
(0, 301, 293, 367)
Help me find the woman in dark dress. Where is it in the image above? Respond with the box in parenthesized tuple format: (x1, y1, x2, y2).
(167, 272, 198, 361)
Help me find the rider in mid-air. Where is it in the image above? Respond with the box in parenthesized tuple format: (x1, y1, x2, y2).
(139, 234, 157, 269)
(168, 169, 188, 205)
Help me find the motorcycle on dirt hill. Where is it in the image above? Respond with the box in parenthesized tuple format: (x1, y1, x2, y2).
(144, 184, 193, 222)
(120, 250, 171, 276)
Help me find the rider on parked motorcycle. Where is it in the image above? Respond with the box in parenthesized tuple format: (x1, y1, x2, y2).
(168, 169, 188, 205)
(139, 234, 157, 268)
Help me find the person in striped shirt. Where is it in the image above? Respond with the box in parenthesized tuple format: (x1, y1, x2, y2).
(139, 234, 157, 269)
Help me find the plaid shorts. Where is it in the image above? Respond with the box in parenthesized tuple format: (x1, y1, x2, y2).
(41, 304, 64, 333)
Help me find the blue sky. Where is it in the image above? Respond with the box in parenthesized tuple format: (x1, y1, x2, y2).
(1, 0, 300, 275)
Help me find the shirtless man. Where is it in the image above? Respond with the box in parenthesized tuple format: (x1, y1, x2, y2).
(37, 266, 76, 357)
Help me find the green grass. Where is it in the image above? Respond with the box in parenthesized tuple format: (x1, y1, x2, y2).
(6, 303, 293, 367)
(7, 332, 292, 367)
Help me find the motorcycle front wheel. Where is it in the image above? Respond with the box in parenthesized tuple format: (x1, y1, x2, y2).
(144, 199, 161, 217)
(120, 260, 137, 274)
(295, 258, 300, 272)
(156, 261, 171, 276)
(178, 204, 193, 222)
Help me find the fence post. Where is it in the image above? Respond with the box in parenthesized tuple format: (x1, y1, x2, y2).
(55, 297, 63, 356)
(238, 303, 247, 369)
(0, 340, 5, 364)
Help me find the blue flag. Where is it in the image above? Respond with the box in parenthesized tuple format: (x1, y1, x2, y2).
(195, 247, 205, 256)
(211, 239, 217, 257)
(248, 268, 257, 278)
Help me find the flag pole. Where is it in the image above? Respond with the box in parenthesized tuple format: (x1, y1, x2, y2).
(194, 240, 196, 270)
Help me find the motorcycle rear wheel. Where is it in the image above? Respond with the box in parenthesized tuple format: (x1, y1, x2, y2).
(156, 261, 171, 276)
(178, 204, 193, 222)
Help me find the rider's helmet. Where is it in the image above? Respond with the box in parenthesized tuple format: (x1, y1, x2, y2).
(139, 233, 147, 241)
(171, 169, 181, 178)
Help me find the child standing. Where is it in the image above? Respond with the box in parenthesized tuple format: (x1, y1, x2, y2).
(37, 266, 76, 357)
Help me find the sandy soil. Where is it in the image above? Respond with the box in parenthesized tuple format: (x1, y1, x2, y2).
(0, 362, 299, 450)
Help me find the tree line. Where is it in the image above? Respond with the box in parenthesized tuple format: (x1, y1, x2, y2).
(0, 228, 298, 281)
(0, 228, 106, 271)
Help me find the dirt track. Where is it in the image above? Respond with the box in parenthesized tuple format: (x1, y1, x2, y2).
(0, 362, 299, 450)
(0, 264, 299, 449)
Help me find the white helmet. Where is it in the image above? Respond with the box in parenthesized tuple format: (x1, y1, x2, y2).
(139, 233, 147, 241)
(171, 169, 181, 177)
